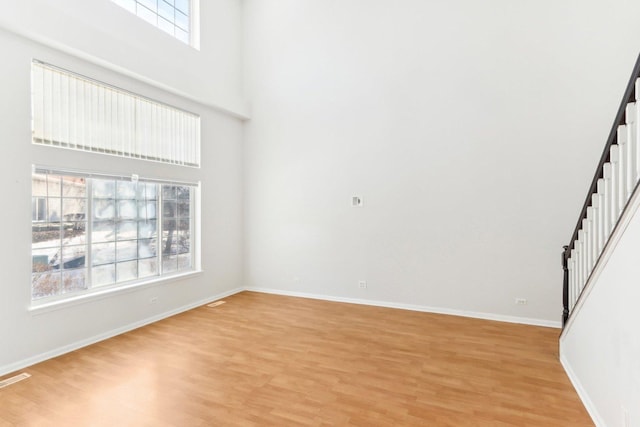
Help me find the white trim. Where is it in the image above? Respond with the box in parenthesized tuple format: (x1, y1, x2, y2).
(244, 287, 562, 328)
(29, 270, 203, 315)
(559, 351, 605, 427)
(1, 287, 243, 377)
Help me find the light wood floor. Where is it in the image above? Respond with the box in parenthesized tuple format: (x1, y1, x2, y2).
(0, 292, 593, 426)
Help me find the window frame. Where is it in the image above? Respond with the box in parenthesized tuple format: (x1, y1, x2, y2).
(111, 0, 199, 48)
(30, 166, 200, 308)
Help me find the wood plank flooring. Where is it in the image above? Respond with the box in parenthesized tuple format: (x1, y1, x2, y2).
(0, 291, 593, 426)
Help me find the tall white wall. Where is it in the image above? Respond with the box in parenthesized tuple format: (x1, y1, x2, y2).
(242, 0, 640, 324)
(0, 0, 244, 374)
(560, 194, 640, 427)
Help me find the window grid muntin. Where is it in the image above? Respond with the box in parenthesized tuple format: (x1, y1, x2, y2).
(112, 0, 191, 44)
(32, 170, 195, 302)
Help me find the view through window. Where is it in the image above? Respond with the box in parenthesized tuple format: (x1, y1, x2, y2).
(32, 170, 196, 301)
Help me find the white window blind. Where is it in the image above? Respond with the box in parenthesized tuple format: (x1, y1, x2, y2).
(31, 61, 201, 167)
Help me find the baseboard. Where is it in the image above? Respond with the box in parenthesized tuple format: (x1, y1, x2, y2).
(0, 287, 243, 378)
(243, 287, 562, 328)
(559, 351, 604, 427)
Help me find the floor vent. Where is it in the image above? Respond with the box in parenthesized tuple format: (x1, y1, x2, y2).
(0, 373, 31, 389)
(207, 300, 226, 308)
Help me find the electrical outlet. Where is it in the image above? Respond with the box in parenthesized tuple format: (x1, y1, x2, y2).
(149, 296, 158, 304)
(358, 280, 367, 289)
(515, 298, 527, 305)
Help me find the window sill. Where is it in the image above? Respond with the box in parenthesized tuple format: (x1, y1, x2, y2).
(28, 270, 203, 316)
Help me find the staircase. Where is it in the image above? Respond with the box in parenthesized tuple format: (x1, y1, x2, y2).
(562, 54, 640, 326)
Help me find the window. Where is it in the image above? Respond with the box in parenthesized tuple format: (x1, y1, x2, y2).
(32, 169, 197, 302)
(112, 0, 193, 45)
(31, 61, 201, 167)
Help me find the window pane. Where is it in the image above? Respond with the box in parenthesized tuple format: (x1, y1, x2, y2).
(117, 220, 138, 240)
(32, 271, 61, 299)
(93, 264, 115, 287)
(138, 238, 156, 259)
(137, 182, 157, 200)
(175, 10, 189, 31)
(138, 0, 158, 13)
(32, 174, 50, 197)
(175, 27, 189, 44)
(118, 199, 138, 220)
(138, 258, 157, 278)
(177, 200, 189, 217)
(92, 220, 116, 242)
(138, 201, 157, 219)
(117, 240, 138, 262)
(117, 180, 137, 199)
(63, 222, 87, 244)
(117, 260, 137, 282)
(62, 269, 87, 293)
(178, 253, 191, 270)
(62, 198, 86, 219)
(62, 246, 86, 269)
(162, 185, 176, 199)
(33, 224, 61, 247)
(48, 198, 62, 222)
(93, 179, 116, 198)
(62, 176, 86, 197)
(177, 231, 190, 254)
(93, 242, 116, 266)
(162, 255, 177, 273)
(163, 200, 177, 218)
(136, 3, 158, 25)
(138, 220, 157, 239)
(46, 175, 62, 198)
(175, 0, 188, 14)
(94, 199, 116, 220)
(158, 1, 175, 22)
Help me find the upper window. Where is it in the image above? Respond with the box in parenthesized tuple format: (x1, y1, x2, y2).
(31, 61, 201, 167)
(112, 0, 193, 45)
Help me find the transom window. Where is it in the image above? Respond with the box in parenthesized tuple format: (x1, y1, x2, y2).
(112, 0, 192, 45)
(32, 169, 197, 302)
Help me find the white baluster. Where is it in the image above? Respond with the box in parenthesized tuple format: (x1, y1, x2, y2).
(568, 255, 574, 309)
(603, 162, 612, 238)
(596, 179, 605, 254)
(626, 102, 637, 194)
(591, 193, 601, 261)
(617, 125, 629, 209)
(586, 209, 595, 272)
(610, 145, 621, 222)
(569, 252, 576, 309)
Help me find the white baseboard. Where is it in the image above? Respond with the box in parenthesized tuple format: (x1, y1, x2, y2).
(243, 287, 562, 328)
(0, 287, 243, 378)
(559, 351, 604, 427)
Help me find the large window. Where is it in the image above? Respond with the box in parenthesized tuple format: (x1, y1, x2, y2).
(32, 169, 197, 302)
(112, 0, 193, 45)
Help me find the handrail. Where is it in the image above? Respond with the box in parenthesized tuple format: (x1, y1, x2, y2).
(562, 52, 640, 326)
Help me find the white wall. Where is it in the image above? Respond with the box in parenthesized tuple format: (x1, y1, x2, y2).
(0, 0, 244, 374)
(560, 193, 640, 427)
(242, 0, 640, 324)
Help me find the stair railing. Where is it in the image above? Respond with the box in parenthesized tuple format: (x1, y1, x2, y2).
(562, 52, 640, 326)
